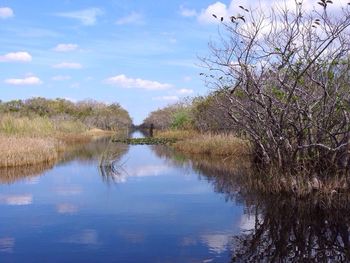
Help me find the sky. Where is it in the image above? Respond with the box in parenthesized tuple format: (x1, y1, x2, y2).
(0, 0, 346, 124)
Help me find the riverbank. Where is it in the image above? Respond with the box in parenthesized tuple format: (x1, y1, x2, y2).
(155, 129, 251, 158)
(152, 129, 350, 196)
(0, 115, 119, 168)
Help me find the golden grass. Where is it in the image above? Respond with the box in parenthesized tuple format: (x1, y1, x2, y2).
(85, 128, 116, 137)
(0, 135, 59, 168)
(155, 129, 199, 140)
(0, 115, 120, 168)
(0, 162, 55, 184)
(173, 133, 251, 157)
(0, 115, 55, 137)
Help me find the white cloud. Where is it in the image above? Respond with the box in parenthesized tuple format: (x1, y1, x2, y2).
(0, 7, 14, 19)
(153, 96, 179, 101)
(116, 12, 144, 25)
(198, 1, 230, 24)
(105, 74, 172, 90)
(5, 76, 42, 86)
(56, 8, 104, 26)
(197, 0, 346, 24)
(177, 88, 194, 95)
(52, 75, 71, 81)
(53, 43, 79, 52)
(0, 51, 32, 62)
(180, 5, 197, 17)
(53, 62, 82, 69)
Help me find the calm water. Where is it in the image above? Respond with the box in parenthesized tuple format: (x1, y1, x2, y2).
(0, 132, 350, 262)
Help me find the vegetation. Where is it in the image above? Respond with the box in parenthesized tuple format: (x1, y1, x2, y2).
(173, 133, 250, 157)
(113, 137, 177, 145)
(0, 97, 132, 130)
(0, 135, 59, 168)
(0, 97, 132, 168)
(142, 1, 350, 194)
(202, 2, 350, 177)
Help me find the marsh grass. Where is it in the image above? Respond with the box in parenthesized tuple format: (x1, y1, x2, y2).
(0, 135, 59, 167)
(173, 133, 251, 157)
(155, 129, 198, 140)
(0, 162, 55, 184)
(0, 115, 55, 137)
(0, 115, 118, 168)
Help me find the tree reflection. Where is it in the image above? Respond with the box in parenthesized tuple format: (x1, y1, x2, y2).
(230, 195, 350, 262)
(149, 145, 350, 262)
(99, 142, 129, 184)
(0, 162, 54, 184)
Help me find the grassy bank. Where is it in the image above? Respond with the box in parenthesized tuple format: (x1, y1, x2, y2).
(155, 130, 251, 158)
(0, 115, 119, 168)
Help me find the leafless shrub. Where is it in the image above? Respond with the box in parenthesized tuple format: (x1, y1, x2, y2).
(202, 1, 350, 178)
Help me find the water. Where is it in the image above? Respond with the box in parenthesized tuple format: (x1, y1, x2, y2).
(0, 133, 350, 262)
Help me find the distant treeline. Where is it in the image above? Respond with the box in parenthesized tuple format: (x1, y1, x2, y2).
(0, 97, 132, 130)
(142, 92, 235, 133)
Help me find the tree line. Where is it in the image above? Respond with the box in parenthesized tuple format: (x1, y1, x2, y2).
(0, 97, 132, 130)
(144, 1, 350, 179)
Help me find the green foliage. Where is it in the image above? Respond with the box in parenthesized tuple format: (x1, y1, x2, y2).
(0, 97, 132, 131)
(171, 111, 191, 129)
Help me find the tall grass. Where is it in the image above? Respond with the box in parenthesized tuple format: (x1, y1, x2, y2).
(0, 115, 88, 137)
(155, 129, 198, 140)
(0, 135, 59, 167)
(0, 115, 114, 168)
(173, 133, 251, 157)
(0, 115, 55, 137)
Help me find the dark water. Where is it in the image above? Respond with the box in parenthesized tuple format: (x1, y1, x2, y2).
(0, 132, 350, 262)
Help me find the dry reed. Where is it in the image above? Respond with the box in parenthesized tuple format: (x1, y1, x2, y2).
(173, 133, 251, 157)
(155, 129, 198, 140)
(0, 135, 59, 168)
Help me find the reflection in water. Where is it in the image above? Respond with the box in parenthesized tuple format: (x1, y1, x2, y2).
(1, 132, 350, 261)
(56, 203, 78, 214)
(0, 163, 54, 185)
(0, 136, 128, 185)
(0, 194, 32, 206)
(99, 141, 129, 184)
(150, 145, 350, 262)
(0, 238, 15, 253)
(62, 229, 99, 245)
(230, 196, 350, 262)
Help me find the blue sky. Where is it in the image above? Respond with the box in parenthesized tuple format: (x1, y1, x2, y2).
(0, 0, 226, 124)
(0, 0, 344, 123)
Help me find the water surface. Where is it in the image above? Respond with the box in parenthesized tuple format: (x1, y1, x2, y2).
(0, 133, 349, 262)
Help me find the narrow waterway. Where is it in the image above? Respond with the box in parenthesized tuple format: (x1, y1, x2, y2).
(0, 132, 349, 262)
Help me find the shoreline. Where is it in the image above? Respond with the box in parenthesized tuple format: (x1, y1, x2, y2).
(0, 129, 117, 169)
(153, 129, 350, 197)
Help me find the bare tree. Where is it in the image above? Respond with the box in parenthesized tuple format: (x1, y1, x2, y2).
(202, 0, 350, 178)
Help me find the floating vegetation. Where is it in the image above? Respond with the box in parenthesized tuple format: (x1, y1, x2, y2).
(113, 137, 177, 145)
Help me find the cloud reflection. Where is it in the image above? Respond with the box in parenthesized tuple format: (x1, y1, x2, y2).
(104, 164, 171, 184)
(200, 234, 230, 254)
(0, 237, 15, 253)
(54, 186, 82, 196)
(56, 203, 78, 214)
(63, 229, 99, 245)
(0, 194, 33, 206)
(239, 214, 263, 231)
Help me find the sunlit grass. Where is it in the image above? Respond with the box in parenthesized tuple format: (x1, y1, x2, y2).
(155, 129, 199, 140)
(173, 133, 251, 157)
(0, 115, 118, 167)
(0, 135, 59, 168)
